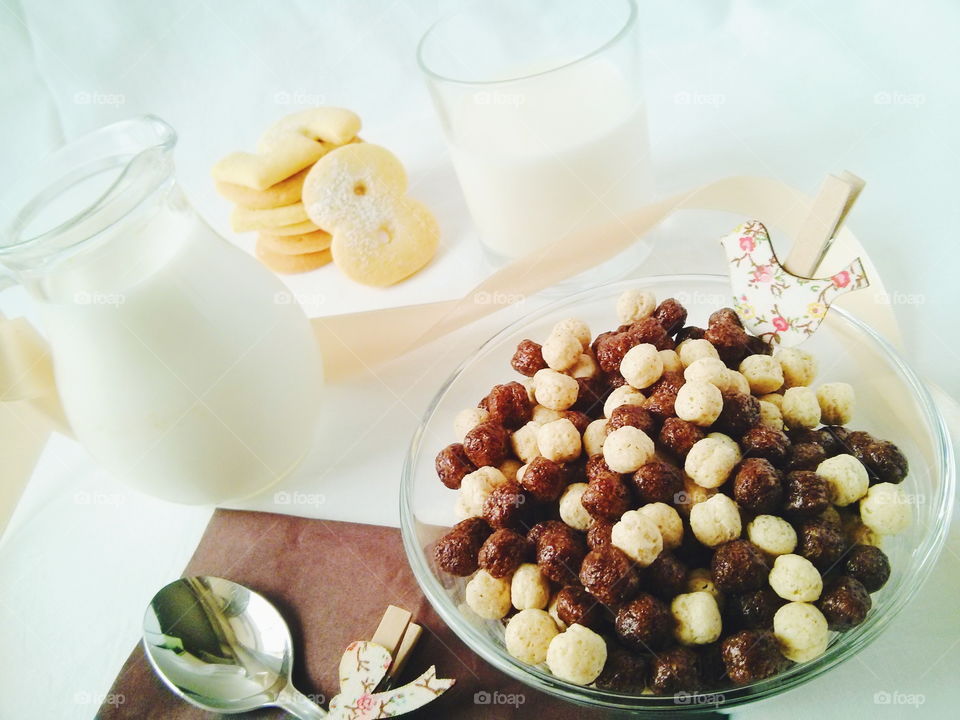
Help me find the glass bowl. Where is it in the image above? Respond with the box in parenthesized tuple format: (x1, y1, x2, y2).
(400, 275, 954, 712)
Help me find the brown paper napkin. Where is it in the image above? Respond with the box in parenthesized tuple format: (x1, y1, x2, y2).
(95, 509, 627, 719)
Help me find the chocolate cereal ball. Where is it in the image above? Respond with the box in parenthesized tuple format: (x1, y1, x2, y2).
(715, 391, 761, 437)
(659, 417, 705, 459)
(556, 585, 608, 632)
(434, 517, 492, 576)
(740, 426, 791, 465)
(705, 321, 751, 367)
(594, 647, 648, 693)
(648, 647, 700, 695)
(862, 439, 909, 484)
(843, 544, 891, 592)
(581, 473, 634, 521)
(511, 339, 547, 377)
(628, 316, 671, 350)
(616, 592, 674, 651)
(527, 519, 569, 547)
(435, 443, 475, 489)
(594, 331, 640, 373)
(585, 453, 620, 484)
(653, 298, 688, 335)
(631, 461, 685, 505)
(721, 630, 786, 685)
(537, 526, 588, 585)
(644, 552, 689, 601)
(608, 404, 658, 435)
(462, 420, 509, 468)
(587, 518, 615, 550)
(783, 442, 827, 472)
(519, 456, 567, 503)
(817, 575, 872, 631)
(580, 546, 641, 606)
(724, 588, 784, 631)
(711, 540, 769, 594)
(482, 480, 535, 531)
(733, 458, 784, 514)
(783, 471, 831, 518)
(709, 308, 744, 328)
(796, 518, 847, 570)
(478, 528, 531, 579)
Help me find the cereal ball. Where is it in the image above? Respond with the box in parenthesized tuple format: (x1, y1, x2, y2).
(582, 418, 611, 458)
(603, 384, 645, 419)
(685, 437, 740, 488)
(707, 430, 742, 458)
(860, 482, 911, 535)
(620, 343, 664, 389)
(672, 591, 722, 645)
(675, 381, 724, 427)
(815, 382, 855, 425)
(817, 575, 871, 631)
(453, 408, 490, 443)
(611, 510, 664, 566)
(733, 458, 784, 514)
(793, 427, 840, 454)
(607, 404, 657, 436)
(594, 647, 648, 693)
(628, 315, 672, 349)
(776, 347, 817, 388)
(711, 540, 769, 593)
(553, 317, 591, 349)
(616, 593, 674, 651)
(715, 391, 761, 437)
(463, 421, 510, 468)
(499, 458, 522, 482)
(678, 338, 720, 367)
(648, 647, 700, 695)
(726, 369, 752, 395)
(738, 354, 784, 394)
(687, 567, 722, 603)
(559, 483, 593, 531)
(659, 349, 683, 374)
(602, 426, 655, 473)
(505, 609, 559, 664)
(533, 368, 580, 411)
(658, 417, 705, 459)
(478, 528, 531, 578)
(594, 331, 639, 373)
(653, 298, 688, 334)
(861, 439, 909, 485)
(676, 325, 707, 343)
(569, 353, 599, 379)
(482, 481, 535, 532)
(537, 418, 582, 462)
(760, 392, 784, 409)
(542, 329, 582, 371)
(676, 474, 719, 516)
(510, 421, 541, 463)
(465, 569, 512, 619)
(617, 288, 656, 324)
(585, 453, 620, 484)
(435, 443, 476, 489)
(768, 554, 822, 602)
(587, 518, 615, 550)
(740, 425, 791, 465)
(511, 339, 547, 376)
(638, 502, 683, 549)
(547, 592, 566, 630)
(724, 588, 784, 631)
(705, 321, 751, 366)
(581, 473, 633, 521)
(773, 602, 829, 662)
(536, 526, 588, 585)
(482, 381, 533, 429)
(546, 624, 607, 685)
(434, 517, 492, 576)
(783, 442, 827, 472)
(556, 586, 607, 632)
(843, 545, 891, 592)
(527, 519, 570, 547)
(758, 400, 784, 431)
(747, 515, 797, 556)
(530, 404, 563, 425)
(519, 456, 565, 502)
(580, 546, 641, 606)
(816, 454, 869, 506)
(645, 552, 689, 600)
(796, 518, 847, 570)
(689, 494, 742, 547)
(684, 357, 730, 389)
(721, 630, 786, 685)
(781, 387, 821, 430)
(460, 466, 508, 516)
(511, 562, 551, 610)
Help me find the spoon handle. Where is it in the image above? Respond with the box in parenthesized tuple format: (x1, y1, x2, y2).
(276, 685, 328, 719)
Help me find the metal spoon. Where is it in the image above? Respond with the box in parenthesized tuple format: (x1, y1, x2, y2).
(142, 576, 326, 718)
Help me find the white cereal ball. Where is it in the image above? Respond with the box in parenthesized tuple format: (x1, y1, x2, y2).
(620, 343, 664, 389)
(659, 349, 683, 374)
(725, 369, 752, 395)
(739, 354, 785, 395)
(511, 562, 551, 610)
(466, 569, 512, 619)
(759, 392, 784, 410)
(547, 592, 567, 630)
(773, 602, 829, 662)
(453, 407, 490, 442)
(686, 568, 722, 604)
(542, 330, 583, 372)
(816, 454, 869, 507)
(531, 404, 564, 425)
(521, 378, 537, 403)
(638, 502, 684, 549)
(499, 458, 522, 482)
(678, 338, 720, 367)
(689, 493, 742, 547)
(671, 591, 722, 645)
(676, 474, 719, 516)
(707, 432, 742, 461)
(553, 318, 591, 350)
(453, 495, 471, 520)
(603, 384, 645, 418)
(602, 426, 655, 473)
(675, 381, 724, 427)
(684, 357, 730, 390)
(533, 368, 579, 410)
(816, 382, 855, 425)
(546, 624, 607, 685)
(511, 421, 541, 463)
(569, 353, 600, 379)
(758, 400, 784, 431)
(505, 609, 560, 664)
(768, 554, 823, 602)
(842, 513, 884, 548)
(537, 418, 582, 462)
(617, 289, 656, 324)
(515, 463, 528, 483)
(776, 347, 817, 388)
(860, 482, 911, 535)
(611, 509, 664, 566)
(781, 386, 822, 430)
(559, 483, 593, 531)
(747, 514, 797, 556)
(459, 466, 508, 516)
(583, 418, 611, 458)
(685, 437, 740, 488)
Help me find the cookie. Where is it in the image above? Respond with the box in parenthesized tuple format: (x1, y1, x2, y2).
(258, 229, 332, 256)
(255, 237, 332, 274)
(302, 143, 439, 287)
(215, 167, 310, 210)
(231, 203, 310, 233)
(267, 219, 322, 237)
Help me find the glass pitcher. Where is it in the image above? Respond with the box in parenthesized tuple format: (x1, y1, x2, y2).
(0, 116, 322, 504)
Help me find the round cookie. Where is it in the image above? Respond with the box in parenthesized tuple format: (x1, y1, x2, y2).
(258, 229, 333, 256)
(255, 238, 332, 274)
(215, 167, 311, 210)
(231, 202, 310, 233)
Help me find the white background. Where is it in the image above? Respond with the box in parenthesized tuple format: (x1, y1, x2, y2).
(0, 1, 958, 718)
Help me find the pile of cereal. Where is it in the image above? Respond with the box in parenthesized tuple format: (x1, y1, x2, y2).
(432, 290, 910, 694)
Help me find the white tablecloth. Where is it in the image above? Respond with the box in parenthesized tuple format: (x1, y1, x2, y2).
(1, 1, 958, 718)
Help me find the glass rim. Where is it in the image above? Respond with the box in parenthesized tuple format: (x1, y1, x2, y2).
(399, 273, 956, 711)
(416, 0, 638, 87)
